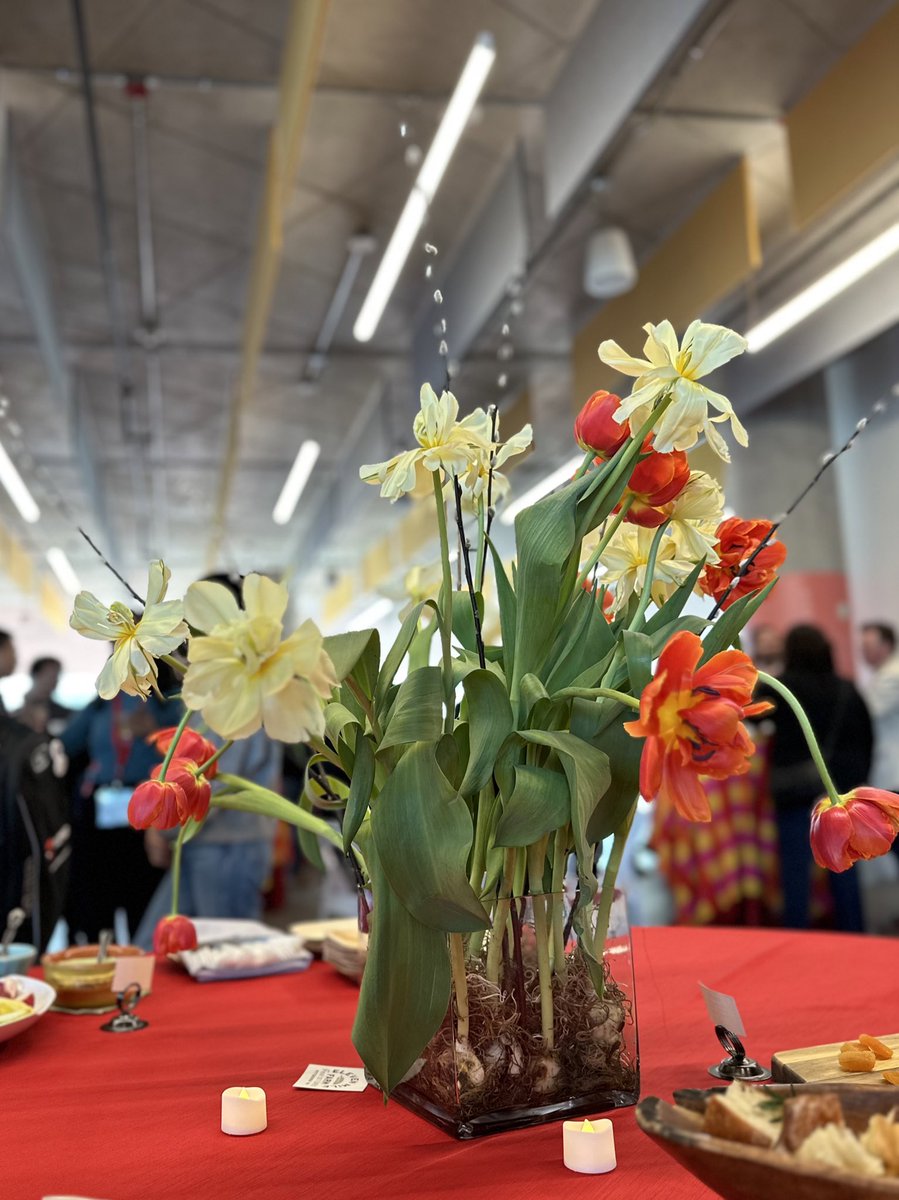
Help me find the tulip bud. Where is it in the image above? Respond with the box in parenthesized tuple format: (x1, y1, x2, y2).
(128, 778, 187, 831)
(151, 757, 212, 824)
(810, 788, 899, 872)
(623, 448, 690, 526)
(148, 727, 219, 778)
(153, 914, 198, 957)
(574, 391, 629, 459)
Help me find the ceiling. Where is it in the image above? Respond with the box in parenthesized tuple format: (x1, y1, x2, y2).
(0, 0, 894, 626)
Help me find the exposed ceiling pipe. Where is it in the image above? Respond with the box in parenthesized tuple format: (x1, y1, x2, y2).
(304, 231, 377, 380)
(206, 0, 330, 570)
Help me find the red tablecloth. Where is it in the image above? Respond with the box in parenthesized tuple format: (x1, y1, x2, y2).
(5, 925, 898, 1199)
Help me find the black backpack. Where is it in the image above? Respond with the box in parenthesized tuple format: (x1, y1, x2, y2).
(0, 714, 71, 952)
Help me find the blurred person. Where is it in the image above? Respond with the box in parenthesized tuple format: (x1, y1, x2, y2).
(16, 656, 72, 736)
(134, 574, 280, 949)
(861, 623, 899, 790)
(61, 674, 176, 943)
(751, 623, 784, 676)
(0, 629, 17, 711)
(760, 624, 872, 932)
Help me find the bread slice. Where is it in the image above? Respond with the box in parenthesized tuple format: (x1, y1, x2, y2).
(703, 1081, 782, 1148)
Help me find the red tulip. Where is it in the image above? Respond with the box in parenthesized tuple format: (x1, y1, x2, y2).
(623, 448, 691, 527)
(128, 778, 187, 831)
(574, 390, 629, 459)
(810, 788, 899, 872)
(624, 630, 771, 821)
(148, 726, 219, 777)
(153, 915, 198, 957)
(700, 517, 787, 609)
(151, 758, 211, 823)
(581, 578, 615, 621)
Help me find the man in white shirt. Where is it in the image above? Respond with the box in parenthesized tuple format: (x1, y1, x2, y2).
(861, 624, 899, 844)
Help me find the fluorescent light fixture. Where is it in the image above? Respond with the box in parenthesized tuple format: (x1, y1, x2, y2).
(272, 440, 321, 525)
(0, 436, 40, 523)
(499, 454, 583, 526)
(353, 32, 496, 343)
(346, 597, 394, 631)
(746, 221, 899, 353)
(46, 547, 81, 595)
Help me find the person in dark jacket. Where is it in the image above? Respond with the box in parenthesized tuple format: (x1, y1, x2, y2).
(758, 624, 873, 932)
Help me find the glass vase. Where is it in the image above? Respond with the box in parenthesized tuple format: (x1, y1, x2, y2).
(390, 888, 639, 1138)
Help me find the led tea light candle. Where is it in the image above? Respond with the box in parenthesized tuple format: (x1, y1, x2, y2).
(562, 1117, 616, 1173)
(221, 1086, 267, 1136)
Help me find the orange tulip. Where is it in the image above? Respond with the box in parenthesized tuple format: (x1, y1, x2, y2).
(810, 788, 899, 872)
(574, 390, 629, 459)
(151, 758, 211, 823)
(700, 517, 787, 609)
(148, 726, 219, 777)
(624, 630, 770, 821)
(623, 448, 690, 527)
(153, 914, 198, 957)
(128, 778, 186, 831)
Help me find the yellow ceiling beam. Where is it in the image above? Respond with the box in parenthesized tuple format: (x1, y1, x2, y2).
(571, 159, 761, 408)
(208, 0, 330, 568)
(786, 5, 899, 228)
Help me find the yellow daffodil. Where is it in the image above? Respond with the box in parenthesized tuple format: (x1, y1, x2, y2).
(182, 574, 337, 743)
(459, 422, 533, 505)
(70, 560, 188, 700)
(600, 525, 697, 615)
(666, 471, 723, 565)
(360, 384, 492, 501)
(598, 319, 748, 461)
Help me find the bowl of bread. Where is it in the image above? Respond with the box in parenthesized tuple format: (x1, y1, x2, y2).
(636, 1080, 899, 1198)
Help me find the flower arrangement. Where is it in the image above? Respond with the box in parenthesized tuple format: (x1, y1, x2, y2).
(70, 317, 899, 1133)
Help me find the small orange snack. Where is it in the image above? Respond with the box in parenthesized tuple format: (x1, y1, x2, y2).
(838, 1046, 876, 1073)
(841, 1041, 865, 1053)
(882, 1069, 899, 1086)
(859, 1034, 894, 1061)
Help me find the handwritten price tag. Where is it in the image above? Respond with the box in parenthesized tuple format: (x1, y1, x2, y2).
(293, 1064, 368, 1092)
(699, 981, 746, 1036)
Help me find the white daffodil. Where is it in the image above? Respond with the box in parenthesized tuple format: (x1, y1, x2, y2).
(182, 573, 337, 743)
(360, 384, 493, 501)
(458, 422, 533, 509)
(600, 525, 697, 615)
(70, 560, 188, 700)
(666, 471, 723, 565)
(598, 319, 748, 461)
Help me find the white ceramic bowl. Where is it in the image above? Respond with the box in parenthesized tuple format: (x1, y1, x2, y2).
(0, 974, 57, 1044)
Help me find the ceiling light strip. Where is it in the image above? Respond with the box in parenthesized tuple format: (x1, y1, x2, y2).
(272, 440, 321, 525)
(46, 547, 81, 595)
(499, 453, 583, 526)
(353, 32, 496, 343)
(0, 437, 40, 523)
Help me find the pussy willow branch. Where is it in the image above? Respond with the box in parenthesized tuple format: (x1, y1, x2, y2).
(706, 397, 890, 620)
(484, 404, 499, 541)
(452, 474, 487, 669)
(78, 527, 145, 605)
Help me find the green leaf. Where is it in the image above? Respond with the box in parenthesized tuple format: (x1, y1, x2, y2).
(583, 713, 642, 843)
(545, 585, 616, 692)
(408, 616, 438, 673)
(623, 629, 654, 693)
(451, 589, 484, 654)
(371, 742, 489, 933)
(323, 629, 380, 696)
(459, 669, 514, 795)
(343, 731, 375, 851)
(699, 579, 778, 661)
(642, 562, 705, 636)
(517, 729, 610, 905)
(324, 702, 361, 747)
(304, 756, 349, 809)
(352, 835, 451, 1095)
(487, 540, 517, 682)
(180, 814, 207, 845)
(494, 763, 571, 846)
(375, 602, 425, 710)
(379, 666, 444, 751)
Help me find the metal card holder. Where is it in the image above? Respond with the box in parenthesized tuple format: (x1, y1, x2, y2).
(708, 1024, 770, 1081)
(100, 981, 149, 1033)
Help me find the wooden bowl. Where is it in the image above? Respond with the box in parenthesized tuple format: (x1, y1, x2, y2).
(42, 944, 146, 1011)
(636, 1084, 899, 1199)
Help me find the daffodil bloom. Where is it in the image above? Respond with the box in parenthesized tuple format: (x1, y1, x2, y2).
(360, 384, 493, 501)
(457, 421, 533, 512)
(598, 319, 748, 461)
(70, 560, 188, 700)
(600, 525, 697, 614)
(181, 573, 337, 743)
(666, 471, 723, 565)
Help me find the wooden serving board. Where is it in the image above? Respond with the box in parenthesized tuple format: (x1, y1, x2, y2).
(772, 1033, 899, 1085)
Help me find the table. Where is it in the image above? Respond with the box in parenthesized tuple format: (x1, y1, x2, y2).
(6, 926, 898, 1199)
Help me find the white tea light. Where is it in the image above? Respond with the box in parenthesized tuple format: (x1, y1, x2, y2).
(221, 1086, 267, 1136)
(562, 1117, 616, 1173)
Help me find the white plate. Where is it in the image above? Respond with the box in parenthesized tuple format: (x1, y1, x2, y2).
(0, 975, 57, 1044)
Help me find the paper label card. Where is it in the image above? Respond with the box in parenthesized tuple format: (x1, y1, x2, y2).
(111, 954, 155, 995)
(293, 1064, 368, 1092)
(699, 981, 746, 1036)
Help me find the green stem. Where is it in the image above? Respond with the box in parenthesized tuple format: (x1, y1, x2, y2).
(346, 678, 383, 741)
(213, 775, 356, 863)
(198, 740, 232, 774)
(550, 830, 568, 981)
(576, 495, 635, 587)
(757, 671, 842, 806)
(475, 494, 487, 594)
(527, 839, 554, 1049)
(626, 519, 670, 632)
(161, 653, 188, 675)
(159, 708, 192, 781)
(449, 932, 470, 1043)
(592, 801, 637, 995)
(573, 447, 596, 480)
(432, 470, 456, 734)
(486, 848, 516, 984)
(308, 736, 344, 771)
(551, 686, 640, 709)
(170, 823, 188, 916)
(468, 786, 492, 893)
